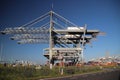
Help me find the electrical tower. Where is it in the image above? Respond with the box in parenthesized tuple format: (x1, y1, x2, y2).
(0, 11, 102, 69)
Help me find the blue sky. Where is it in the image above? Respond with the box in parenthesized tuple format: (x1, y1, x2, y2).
(0, 0, 120, 64)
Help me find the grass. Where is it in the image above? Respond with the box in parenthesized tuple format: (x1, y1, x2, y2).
(0, 64, 119, 80)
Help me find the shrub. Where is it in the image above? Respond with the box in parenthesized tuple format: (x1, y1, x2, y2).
(1, 64, 117, 80)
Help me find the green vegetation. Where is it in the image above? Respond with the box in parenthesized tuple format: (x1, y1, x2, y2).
(0, 64, 119, 80)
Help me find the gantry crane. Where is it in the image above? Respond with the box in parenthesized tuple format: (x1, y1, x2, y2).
(0, 11, 102, 69)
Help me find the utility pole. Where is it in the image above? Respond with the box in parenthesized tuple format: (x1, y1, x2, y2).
(0, 43, 3, 61)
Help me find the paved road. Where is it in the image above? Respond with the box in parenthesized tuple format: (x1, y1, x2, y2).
(39, 69, 120, 80)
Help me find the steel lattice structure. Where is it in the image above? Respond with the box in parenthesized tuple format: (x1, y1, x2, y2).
(0, 11, 102, 69)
